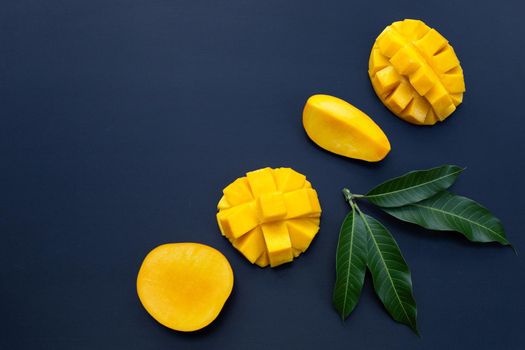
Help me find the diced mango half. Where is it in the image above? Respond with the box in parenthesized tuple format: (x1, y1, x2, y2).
(369, 19, 465, 125)
(217, 167, 321, 267)
(302, 94, 391, 162)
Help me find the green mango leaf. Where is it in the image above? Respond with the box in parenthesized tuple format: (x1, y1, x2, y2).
(361, 212, 419, 334)
(364, 165, 464, 208)
(382, 191, 510, 246)
(333, 207, 367, 319)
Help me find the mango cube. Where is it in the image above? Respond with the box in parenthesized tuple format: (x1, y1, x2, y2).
(273, 168, 306, 192)
(390, 47, 421, 75)
(258, 191, 287, 222)
(414, 29, 448, 57)
(425, 84, 455, 120)
(255, 250, 269, 268)
(387, 82, 414, 114)
(217, 167, 322, 267)
(232, 227, 266, 263)
(261, 222, 293, 267)
(217, 202, 259, 239)
(284, 189, 317, 219)
(450, 93, 463, 106)
(306, 189, 321, 215)
(375, 66, 401, 94)
(247, 168, 276, 198)
(369, 48, 390, 75)
(401, 94, 429, 124)
(441, 73, 466, 94)
(392, 19, 429, 40)
(287, 218, 320, 252)
(425, 108, 439, 125)
(378, 28, 406, 58)
(409, 66, 435, 96)
(369, 19, 465, 125)
(432, 46, 460, 73)
(217, 195, 231, 210)
(223, 177, 253, 206)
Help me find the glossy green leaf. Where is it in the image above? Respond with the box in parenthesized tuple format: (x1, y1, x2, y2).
(333, 207, 367, 319)
(382, 191, 510, 246)
(364, 165, 464, 208)
(361, 212, 419, 334)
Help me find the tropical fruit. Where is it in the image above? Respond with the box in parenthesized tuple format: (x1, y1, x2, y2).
(303, 94, 391, 162)
(369, 19, 465, 125)
(217, 167, 321, 267)
(136, 243, 234, 332)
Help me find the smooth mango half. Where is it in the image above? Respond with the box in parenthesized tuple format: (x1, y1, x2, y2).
(302, 94, 391, 162)
(136, 243, 234, 332)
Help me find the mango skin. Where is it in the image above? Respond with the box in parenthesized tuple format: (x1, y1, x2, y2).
(302, 94, 391, 162)
(136, 243, 233, 332)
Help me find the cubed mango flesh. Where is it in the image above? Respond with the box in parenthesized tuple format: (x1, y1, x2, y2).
(216, 167, 321, 267)
(261, 222, 294, 267)
(369, 19, 465, 125)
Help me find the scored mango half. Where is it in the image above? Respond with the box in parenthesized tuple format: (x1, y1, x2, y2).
(303, 94, 391, 162)
(217, 167, 321, 267)
(369, 19, 465, 125)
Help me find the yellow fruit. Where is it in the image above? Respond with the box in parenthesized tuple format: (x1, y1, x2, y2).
(136, 243, 234, 332)
(369, 19, 465, 125)
(217, 167, 321, 267)
(302, 94, 391, 162)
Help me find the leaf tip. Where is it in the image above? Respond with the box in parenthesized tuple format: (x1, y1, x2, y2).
(413, 327, 422, 338)
(451, 164, 466, 174)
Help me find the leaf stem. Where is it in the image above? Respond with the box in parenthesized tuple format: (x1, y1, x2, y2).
(343, 188, 364, 214)
(342, 188, 353, 203)
(343, 187, 363, 199)
(353, 202, 369, 226)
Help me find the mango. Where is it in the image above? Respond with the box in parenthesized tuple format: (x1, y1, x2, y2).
(369, 19, 465, 125)
(302, 94, 391, 162)
(136, 243, 234, 332)
(217, 167, 321, 267)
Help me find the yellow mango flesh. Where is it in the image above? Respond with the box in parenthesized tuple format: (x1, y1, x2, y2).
(369, 19, 465, 125)
(217, 167, 321, 267)
(302, 94, 391, 162)
(136, 243, 233, 332)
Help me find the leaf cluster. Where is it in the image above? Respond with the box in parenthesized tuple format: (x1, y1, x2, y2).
(333, 165, 511, 334)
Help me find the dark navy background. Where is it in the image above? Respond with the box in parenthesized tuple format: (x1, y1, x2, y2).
(1, 1, 524, 349)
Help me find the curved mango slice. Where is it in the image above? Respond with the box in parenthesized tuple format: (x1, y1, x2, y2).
(369, 19, 465, 125)
(302, 94, 391, 162)
(136, 243, 234, 332)
(217, 167, 321, 267)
